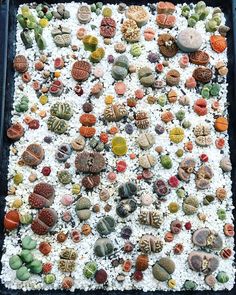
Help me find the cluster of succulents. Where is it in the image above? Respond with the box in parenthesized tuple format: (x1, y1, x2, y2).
(3, 0, 234, 292)
(9, 236, 42, 281)
(181, 1, 210, 27)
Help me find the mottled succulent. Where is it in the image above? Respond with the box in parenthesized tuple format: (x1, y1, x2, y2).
(178, 158, 196, 181)
(118, 182, 137, 199)
(192, 228, 223, 250)
(94, 238, 114, 257)
(75, 151, 105, 173)
(183, 196, 199, 215)
(139, 235, 163, 253)
(116, 199, 137, 218)
(89, 48, 105, 63)
(96, 216, 116, 236)
(188, 251, 219, 274)
(139, 210, 163, 228)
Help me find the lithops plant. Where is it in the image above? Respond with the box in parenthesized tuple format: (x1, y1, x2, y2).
(53, 4, 70, 19)
(220, 156, 232, 172)
(188, 251, 219, 274)
(75, 197, 91, 221)
(195, 165, 213, 189)
(50, 102, 73, 120)
(71, 60, 91, 81)
(118, 182, 137, 199)
(153, 179, 170, 199)
(178, 158, 196, 181)
(177, 28, 203, 52)
(96, 216, 116, 236)
(75, 152, 105, 173)
(139, 154, 156, 169)
(135, 111, 150, 129)
(139, 210, 163, 228)
(126, 5, 149, 27)
(55, 144, 72, 162)
(183, 196, 199, 215)
(51, 26, 71, 47)
(116, 199, 137, 218)
(28, 183, 55, 209)
(59, 248, 77, 272)
(94, 238, 114, 257)
(152, 257, 175, 281)
(194, 124, 212, 147)
(139, 235, 163, 253)
(121, 19, 141, 42)
(104, 103, 128, 122)
(21, 144, 45, 167)
(111, 55, 129, 80)
(83, 261, 98, 278)
(192, 228, 223, 250)
(31, 208, 58, 235)
(137, 133, 155, 150)
(100, 17, 116, 38)
(138, 67, 155, 87)
(77, 5, 91, 24)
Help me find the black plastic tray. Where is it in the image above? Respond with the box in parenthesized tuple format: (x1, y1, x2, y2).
(0, 0, 236, 294)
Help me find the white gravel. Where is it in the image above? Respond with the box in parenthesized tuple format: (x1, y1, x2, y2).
(0, 1, 235, 292)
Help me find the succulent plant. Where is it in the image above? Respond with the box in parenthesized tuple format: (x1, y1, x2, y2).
(22, 236, 37, 250)
(55, 144, 72, 162)
(188, 251, 219, 274)
(57, 170, 72, 185)
(94, 238, 114, 257)
(138, 67, 155, 87)
(75, 151, 105, 173)
(47, 116, 68, 134)
(50, 102, 73, 120)
(96, 216, 116, 236)
(216, 271, 229, 283)
(139, 235, 163, 253)
(9, 255, 23, 270)
(139, 210, 163, 228)
(89, 48, 105, 63)
(183, 196, 199, 215)
(75, 197, 91, 221)
(183, 280, 198, 290)
(160, 155, 172, 169)
(152, 257, 175, 282)
(83, 261, 98, 278)
(83, 35, 98, 51)
(15, 96, 29, 113)
(118, 182, 137, 199)
(111, 55, 129, 80)
(51, 26, 71, 47)
(28, 182, 55, 209)
(116, 199, 137, 218)
(192, 228, 223, 250)
(16, 266, 31, 281)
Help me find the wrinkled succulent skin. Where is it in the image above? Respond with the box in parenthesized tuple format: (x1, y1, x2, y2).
(188, 251, 219, 274)
(118, 182, 137, 199)
(178, 157, 196, 181)
(192, 228, 223, 250)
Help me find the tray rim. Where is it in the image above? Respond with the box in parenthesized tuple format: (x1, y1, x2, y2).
(0, 0, 236, 294)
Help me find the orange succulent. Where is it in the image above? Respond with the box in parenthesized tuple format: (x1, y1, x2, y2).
(210, 35, 227, 53)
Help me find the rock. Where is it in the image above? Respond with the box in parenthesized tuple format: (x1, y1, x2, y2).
(75, 151, 105, 173)
(139, 235, 163, 253)
(139, 210, 163, 228)
(75, 197, 91, 220)
(177, 28, 203, 52)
